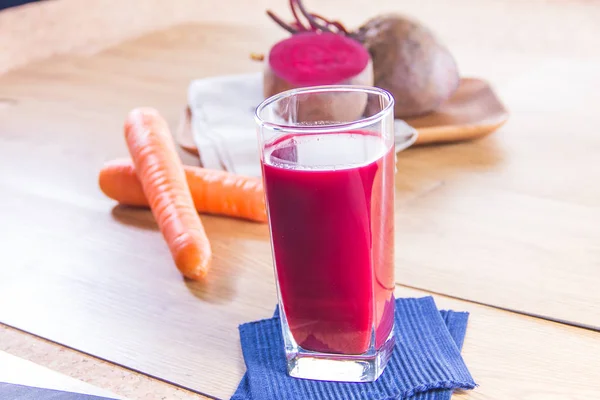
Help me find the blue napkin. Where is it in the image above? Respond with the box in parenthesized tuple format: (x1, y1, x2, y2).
(232, 297, 475, 400)
(0, 383, 118, 399)
(0, 0, 43, 11)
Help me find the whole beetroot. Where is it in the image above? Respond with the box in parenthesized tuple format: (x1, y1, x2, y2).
(354, 14, 459, 118)
(266, 1, 460, 118)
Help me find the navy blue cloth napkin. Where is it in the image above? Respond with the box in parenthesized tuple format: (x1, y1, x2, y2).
(0, 0, 43, 11)
(232, 297, 475, 400)
(0, 383, 118, 399)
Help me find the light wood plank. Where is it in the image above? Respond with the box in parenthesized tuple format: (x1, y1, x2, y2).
(395, 56, 600, 328)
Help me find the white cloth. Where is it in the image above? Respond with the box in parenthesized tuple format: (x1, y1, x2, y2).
(188, 73, 417, 177)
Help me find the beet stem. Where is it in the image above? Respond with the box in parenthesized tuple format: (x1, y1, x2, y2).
(266, 0, 353, 37)
(330, 20, 350, 35)
(266, 10, 298, 34)
(309, 13, 350, 35)
(293, 0, 323, 31)
(307, 13, 335, 33)
(289, 0, 310, 31)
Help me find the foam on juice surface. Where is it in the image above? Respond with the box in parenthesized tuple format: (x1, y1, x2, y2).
(266, 133, 388, 171)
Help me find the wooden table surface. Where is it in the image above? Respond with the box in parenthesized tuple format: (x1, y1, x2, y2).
(0, 0, 599, 399)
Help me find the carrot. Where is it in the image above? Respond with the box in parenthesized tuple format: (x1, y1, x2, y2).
(99, 159, 267, 223)
(124, 107, 211, 280)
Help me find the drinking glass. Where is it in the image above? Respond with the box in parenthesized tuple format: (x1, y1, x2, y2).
(255, 86, 396, 382)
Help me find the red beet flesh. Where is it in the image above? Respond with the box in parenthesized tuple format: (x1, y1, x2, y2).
(268, 32, 371, 86)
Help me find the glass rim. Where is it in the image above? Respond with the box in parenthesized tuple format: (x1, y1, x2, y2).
(254, 85, 394, 134)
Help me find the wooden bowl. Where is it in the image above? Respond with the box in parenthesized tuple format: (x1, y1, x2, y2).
(406, 78, 509, 145)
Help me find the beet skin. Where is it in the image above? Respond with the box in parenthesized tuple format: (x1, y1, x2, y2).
(356, 14, 460, 118)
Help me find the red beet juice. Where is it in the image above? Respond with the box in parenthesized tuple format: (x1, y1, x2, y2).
(262, 131, 395, 355)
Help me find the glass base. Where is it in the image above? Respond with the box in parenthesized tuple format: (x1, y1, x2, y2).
(283, 328, 395, 383)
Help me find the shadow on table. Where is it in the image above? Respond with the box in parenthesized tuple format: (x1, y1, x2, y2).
(111, 205, 159, 231)
(112, 205, 256, 304)
(110, 204, 269, 239)
(184, 271, 237, 305)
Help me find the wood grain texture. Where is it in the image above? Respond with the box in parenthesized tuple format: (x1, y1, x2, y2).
(0, 0, 599, 398)
(394, 57, 600, 329)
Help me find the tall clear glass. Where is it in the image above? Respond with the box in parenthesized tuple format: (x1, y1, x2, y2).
(255, 86, 396, 382)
